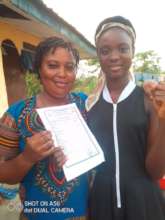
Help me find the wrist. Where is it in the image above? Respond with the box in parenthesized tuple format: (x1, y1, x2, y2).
(20, 152, 36, 168)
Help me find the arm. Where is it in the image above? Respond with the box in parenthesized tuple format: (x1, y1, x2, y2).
(0, 153, 34, 184)
(144, 82, 165, 180)
(0, 131, 56, 184)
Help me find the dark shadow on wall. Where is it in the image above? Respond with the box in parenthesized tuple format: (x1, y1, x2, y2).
(2, 39, 26, 105)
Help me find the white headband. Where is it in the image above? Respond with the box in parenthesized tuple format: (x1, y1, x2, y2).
(95, 22, 136, 44)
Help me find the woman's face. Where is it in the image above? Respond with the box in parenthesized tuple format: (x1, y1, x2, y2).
(96, 28, 134, 81)
(39, 47, 76, 99)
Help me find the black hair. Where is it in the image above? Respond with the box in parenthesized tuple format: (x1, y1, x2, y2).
(34, 36, 80, 75)
(95, 15, 136, 39)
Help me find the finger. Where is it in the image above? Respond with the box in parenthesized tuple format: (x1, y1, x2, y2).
(159, 105, 165, 119)
(54, 155, 67, 169)
(152, 98, 165, 119)
(30, 129, 51, 136)
(154, 90, 165, 96)
(143, 81, 158, 91)
(41, 135, 49, 144)
(31, 130, 46, 138)
(44, 130, 52, 139)
(40, 132, 53, 145)
(53, 149, 66, 161)
(43, 147, 56, 158)
(57, 157, 67, 168)
(152, 98, 160, 112)
(53, 148, 67, 168)
(155, 85, 165, 93)
(27, 131, 49, 145)
(154, 96, 165, 104)
(158, 81, 165, 86)
(143, 81, 158, 99)
(54, 146, 65, 154)
(53, 153, 64, 163)
(40, 140, 54, 152)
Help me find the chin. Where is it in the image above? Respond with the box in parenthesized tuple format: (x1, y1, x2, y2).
(51, 89, 69, 97)
(54, 93, 69, 100)
(109, 72, 126, 79)
(53, 94, 67, 98)
(108, 73, 122, 80)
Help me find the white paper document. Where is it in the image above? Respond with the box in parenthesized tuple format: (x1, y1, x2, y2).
(37, 103, 105, 181)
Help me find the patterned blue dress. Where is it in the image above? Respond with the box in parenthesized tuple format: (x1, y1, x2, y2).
(0, 93, 88, 220)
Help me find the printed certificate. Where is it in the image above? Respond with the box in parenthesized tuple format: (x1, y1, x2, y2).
(37, 103, 105, 181)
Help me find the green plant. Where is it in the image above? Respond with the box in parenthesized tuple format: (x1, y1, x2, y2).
(25, 71, 42, 97)
(73, 75, 98, 95)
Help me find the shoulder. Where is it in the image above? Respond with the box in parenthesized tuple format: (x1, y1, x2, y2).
(3, 97, 35, 122)
(0, 100, 25, 126)
(6, 98, 28, 119)
(71, 92, 88, 101)
(70, 92, 88, 113)
(7, 99, 26, 115)
(70, 92, 87, 105)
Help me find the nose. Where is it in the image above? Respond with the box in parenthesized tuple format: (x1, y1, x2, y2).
(57, 66, 66, 77)
(109, 49, 120, 61)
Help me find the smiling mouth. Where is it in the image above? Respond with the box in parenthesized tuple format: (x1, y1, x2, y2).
(110, 66, 122, 71)
(55, 81, 68, 88)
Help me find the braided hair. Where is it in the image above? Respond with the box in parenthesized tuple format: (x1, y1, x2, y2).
(34, 36, 79, 76)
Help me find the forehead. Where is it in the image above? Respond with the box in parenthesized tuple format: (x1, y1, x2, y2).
(97, 28, 133, 46)
(43, 47, 75, 62)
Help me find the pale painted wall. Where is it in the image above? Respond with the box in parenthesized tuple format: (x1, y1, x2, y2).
(0, 46, 8, 117)
(0, 21, 42, 116)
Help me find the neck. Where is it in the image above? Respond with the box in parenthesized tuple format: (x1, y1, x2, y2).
(107, 77, 129, 92)
(37, 92, 69, 108)
(106, 75, 130, 103)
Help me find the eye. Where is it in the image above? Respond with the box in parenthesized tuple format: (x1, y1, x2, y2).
(99, 47, 111, 56)
(119, 46, 130, 54)
(48, 64, 59, 69)
(65, 63, 76, 72)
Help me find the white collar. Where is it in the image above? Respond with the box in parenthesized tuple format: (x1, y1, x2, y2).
(103, 80, 136, 104)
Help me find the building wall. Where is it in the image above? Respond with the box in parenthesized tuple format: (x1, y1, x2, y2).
(0, 21, 42, 116)
(0, 21, 41, 52)
(0, 47, 8, 117)
(2, 40, 27, 106)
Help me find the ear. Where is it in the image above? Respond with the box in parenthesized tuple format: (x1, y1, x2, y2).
(96, 47, 99, 54)
(131, 48, 135, 60)
(96, 48, 101, 58)
(132, 42, 135, 57)
(38, 67, 41, 75)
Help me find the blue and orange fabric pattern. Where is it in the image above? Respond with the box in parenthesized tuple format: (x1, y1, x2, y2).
(0, 93, 88, 220)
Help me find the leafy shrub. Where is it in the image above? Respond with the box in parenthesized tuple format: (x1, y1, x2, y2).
(25, 71, 42, 97)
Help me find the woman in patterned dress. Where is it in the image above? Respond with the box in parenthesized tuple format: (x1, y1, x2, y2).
(0, 36, 88, 220)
